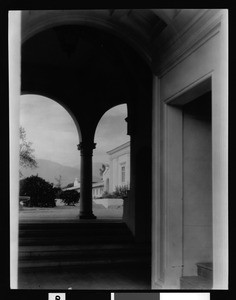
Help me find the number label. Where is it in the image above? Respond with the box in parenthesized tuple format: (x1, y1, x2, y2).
(49, 293, 65, 300)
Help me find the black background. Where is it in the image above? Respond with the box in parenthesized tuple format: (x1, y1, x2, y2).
(0, 2, 232, 300)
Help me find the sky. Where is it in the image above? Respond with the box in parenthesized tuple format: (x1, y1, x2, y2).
(20, 95, 130, 168)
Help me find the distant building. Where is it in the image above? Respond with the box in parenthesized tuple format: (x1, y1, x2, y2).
(63, 141, 130, 197)
(103, 141, 130, 194)
(62, 178, 80, 192)
(62, 175, 104, 199)
(92, 182, 104, 198)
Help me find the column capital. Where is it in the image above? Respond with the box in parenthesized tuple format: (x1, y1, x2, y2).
(77, 141, 96, 155)
(125, 116, 131, 136)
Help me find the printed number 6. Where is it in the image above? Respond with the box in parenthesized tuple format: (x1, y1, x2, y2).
(55, 296, 61, 300)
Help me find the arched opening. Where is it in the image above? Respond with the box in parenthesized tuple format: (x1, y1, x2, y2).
(18, 17, 153, 289)
(93, 104, 130, 219)
(19, 94, 82, 221)
(10, 9, 229, 290)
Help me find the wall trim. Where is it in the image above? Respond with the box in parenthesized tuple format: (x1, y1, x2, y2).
(156, 10, 222, 77)
(160, 76, 213, 288)
(162, 71, 213, 104)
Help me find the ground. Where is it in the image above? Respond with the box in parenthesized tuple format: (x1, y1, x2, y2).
(19, 203, 123, 221)
(18, 265, 151, 289)
(18, 203, 151, 289)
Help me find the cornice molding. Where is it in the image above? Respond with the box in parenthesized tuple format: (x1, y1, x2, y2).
(162, 71, 212, 104)
(107, 141, 130, 155)
(153, 9, 223, 77)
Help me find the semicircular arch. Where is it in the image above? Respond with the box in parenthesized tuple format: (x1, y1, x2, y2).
(93, 103, 130, 158)
(21, 10, 162, 67)
(21, 91, 82, 142)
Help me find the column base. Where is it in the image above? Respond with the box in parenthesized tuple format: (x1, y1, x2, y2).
(79, 212, 97, 219)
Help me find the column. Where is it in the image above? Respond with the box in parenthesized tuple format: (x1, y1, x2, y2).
(77, 141, 97, 219)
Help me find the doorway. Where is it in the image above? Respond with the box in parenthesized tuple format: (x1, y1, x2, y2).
(182, 91, 212, 276)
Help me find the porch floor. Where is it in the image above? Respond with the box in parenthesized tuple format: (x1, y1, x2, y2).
(19, 203, 123, 222)
(18, 205, 151, 290)
(18, 264, 151, 290)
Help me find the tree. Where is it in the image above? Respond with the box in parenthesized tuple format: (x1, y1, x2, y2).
(54, 175, 63, 198)
(19, 126, 37, 177)
(54, 175, 62, 188)
(60, 190, 80, 206)
(20, 175, 56, 207)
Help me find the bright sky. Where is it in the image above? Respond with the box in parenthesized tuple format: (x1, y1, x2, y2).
(20, 95, 130, 168)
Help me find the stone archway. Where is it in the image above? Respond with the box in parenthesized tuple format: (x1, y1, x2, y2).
(21, 21, 153, 224)
(11, 9, 228, 289)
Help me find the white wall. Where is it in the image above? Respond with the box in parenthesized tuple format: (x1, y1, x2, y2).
(152, 9, 228, 289)
(9, 11, 21, 289)
(109, 146, 130, 192)
(92, 186, 104, 198)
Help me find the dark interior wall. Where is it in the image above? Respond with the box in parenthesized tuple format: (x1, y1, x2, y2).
(129, 79, 152, 243)
(183, 91, 212, 275)
(21, 25, 152, 141)
(21, 24, 153, 243)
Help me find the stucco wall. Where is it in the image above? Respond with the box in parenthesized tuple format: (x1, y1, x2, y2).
(183, 93, 212, 276)
(109, 145, 130, 192)
(152, 10, 228, 289)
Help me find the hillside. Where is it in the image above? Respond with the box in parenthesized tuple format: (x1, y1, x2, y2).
(21, 159, 103, 187)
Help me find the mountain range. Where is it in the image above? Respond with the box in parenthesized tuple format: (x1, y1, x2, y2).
(21, 159, 103, 187)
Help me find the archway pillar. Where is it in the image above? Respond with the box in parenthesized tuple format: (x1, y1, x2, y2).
(77, 141, 97, 219)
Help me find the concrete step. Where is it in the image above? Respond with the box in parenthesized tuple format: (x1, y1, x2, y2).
(19, 225, 133, 237)
(19, 235, 133, 246)
(19, 256, 150, 269)
(19, 221, 126, 230)
(18, 221, 150, 270)
(19, 243, 151, 269)
(19, 243, 150, 259)
(19, 222, 134, 246)
(197, 262, 213, 280)
(180, 276, 212, 289)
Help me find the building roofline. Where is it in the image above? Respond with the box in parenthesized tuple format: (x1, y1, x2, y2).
(92, 182, 104, 187)
(107, 141, 130, 155)
(62, 185, 80, 191)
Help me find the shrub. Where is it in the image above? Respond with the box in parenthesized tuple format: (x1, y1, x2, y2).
(20, 175, 56, 207)
(113, 185, 129, 198)
(101, 185, 129, 199)
(60, 190, 80, 206)
(101, 191, 114, 199)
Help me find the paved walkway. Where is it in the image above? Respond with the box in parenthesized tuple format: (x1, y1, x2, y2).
(18, 205, 151, 290)
(18, 264, 151, 290)
(19, 204, 123, 222)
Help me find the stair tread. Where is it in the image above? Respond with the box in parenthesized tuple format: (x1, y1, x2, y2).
(20, 256, 150, 262)
(19, 219, 123, 224)
(19, 239, 134, 246)
(197, 262, 213, 270)
(19, 257, 150, 267)
(19, 243, 149, 251)
(18, 222, 151, 270)
(180, 276, 212, 289)
(19, 221, 126, 228)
